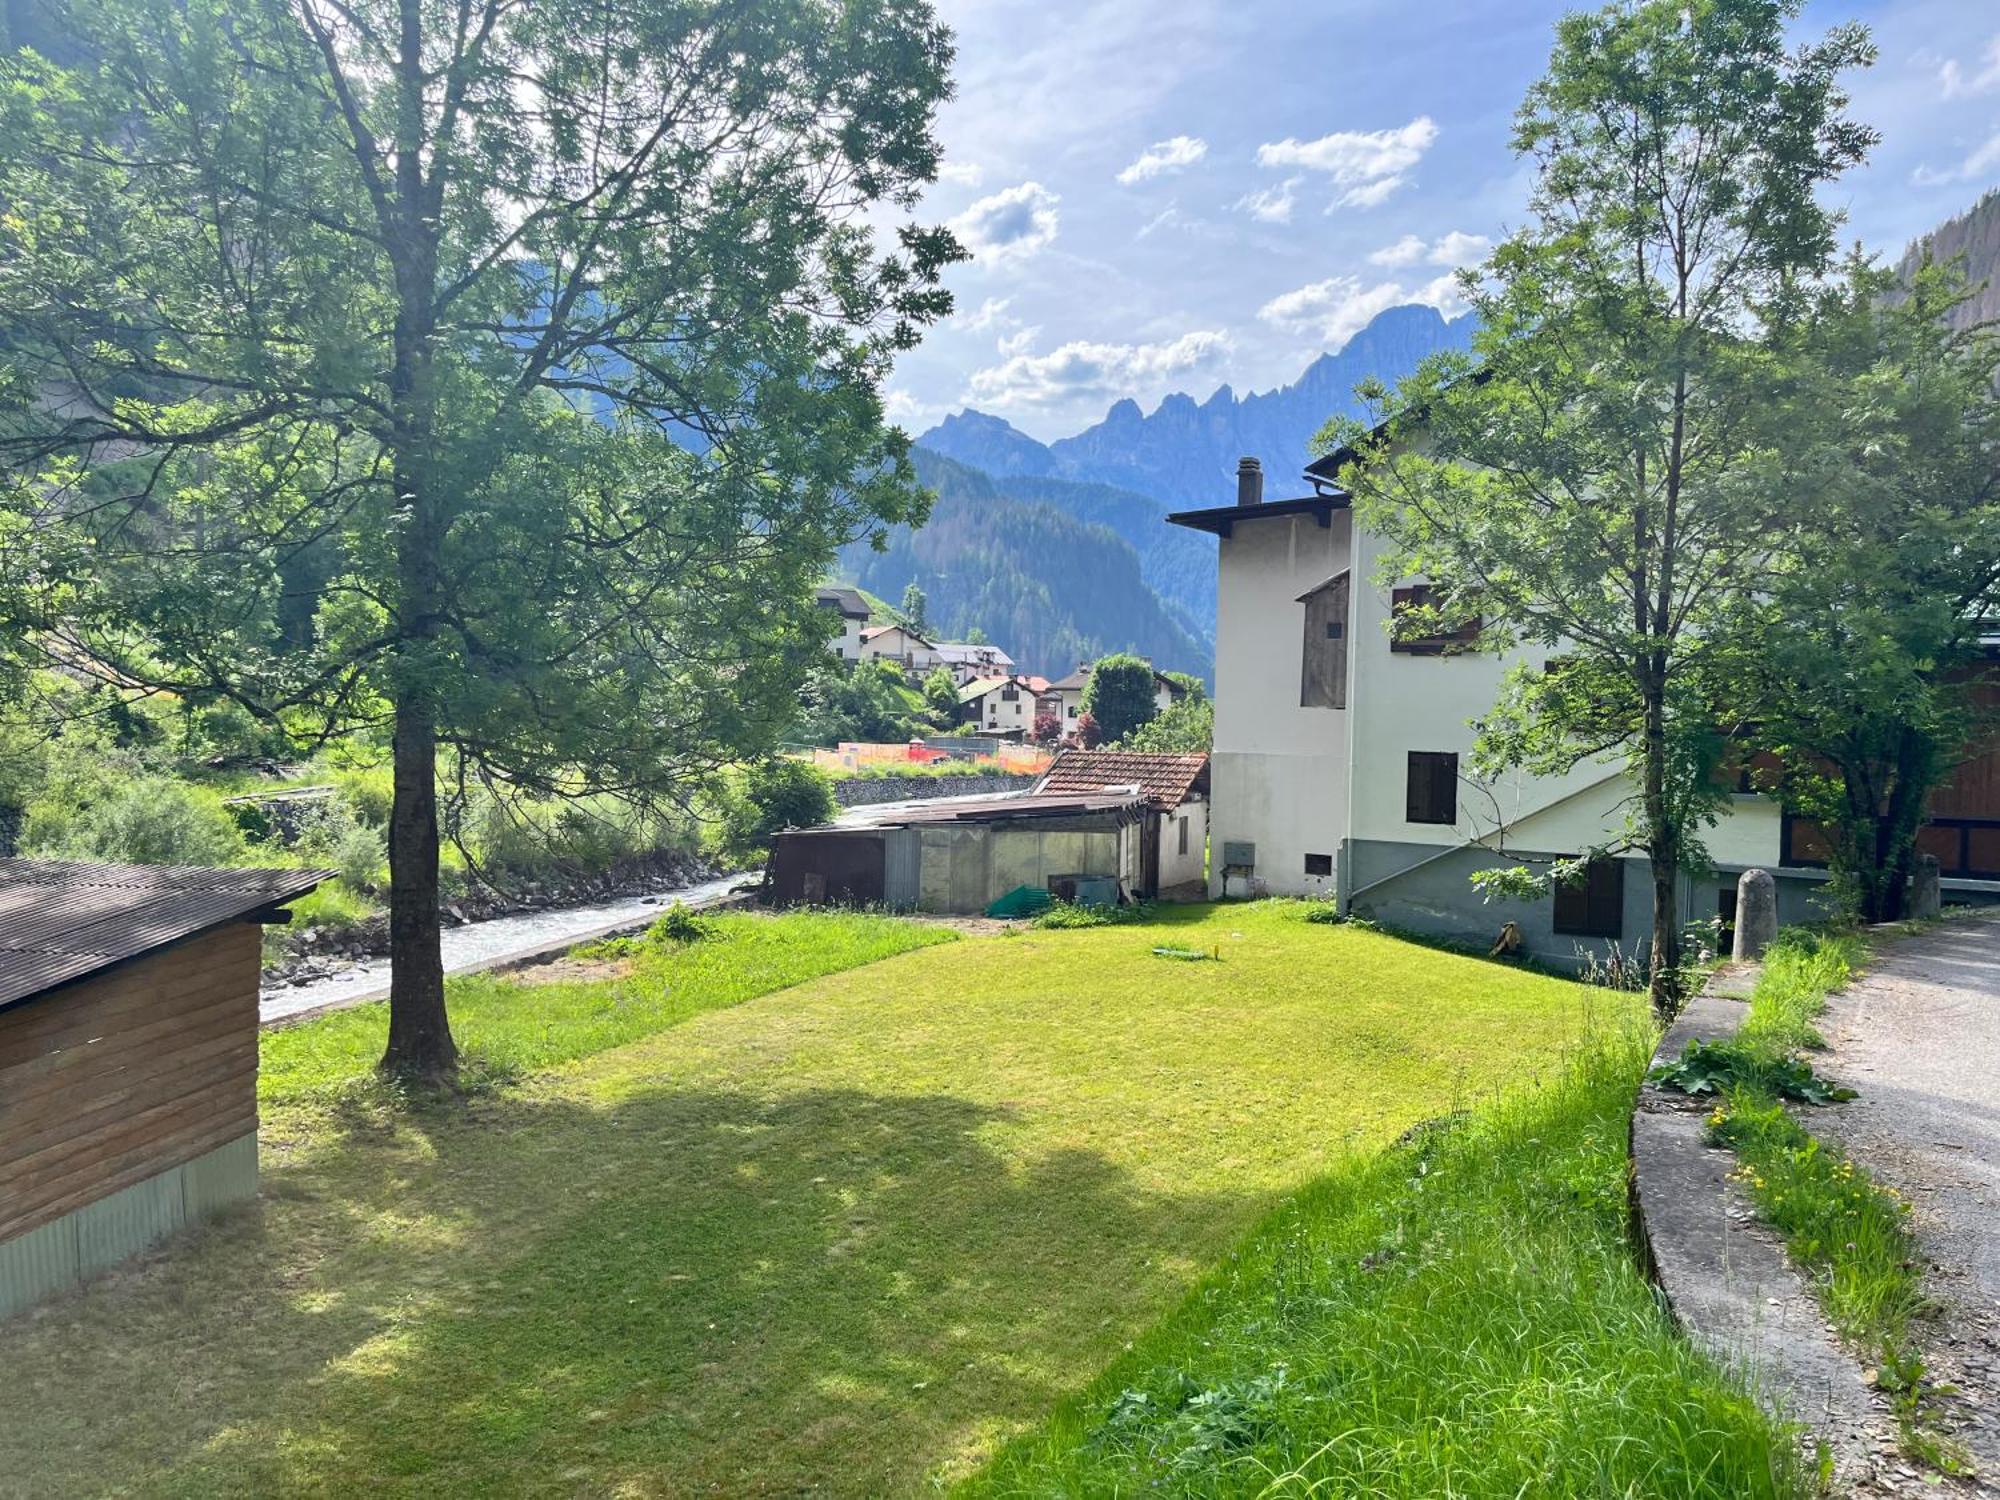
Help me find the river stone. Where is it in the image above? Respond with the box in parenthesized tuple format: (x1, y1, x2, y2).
(1732, 868, 1777, 961)
(1910, 853, 1942, 919)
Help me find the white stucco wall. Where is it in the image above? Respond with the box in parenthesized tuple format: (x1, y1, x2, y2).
(1158, 798, 1208, 890)
(1207, 508, 1353, 897)
(972, 681, 1035, 735)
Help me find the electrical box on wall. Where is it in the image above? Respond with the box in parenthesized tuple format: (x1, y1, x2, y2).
(1222, 840, 1256, 872)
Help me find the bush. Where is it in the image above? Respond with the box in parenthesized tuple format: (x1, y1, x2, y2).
(716, 759, 837, 861)
(335, 766, 396, 826)
(50, 777, 248, 866)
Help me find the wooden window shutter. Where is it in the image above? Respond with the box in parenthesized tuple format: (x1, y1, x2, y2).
(1406, 751, 1458, 825)
(1391, 584, 1482, 655)
(1553, 857, 1624, 938)
(1300, 573, 1350, 709)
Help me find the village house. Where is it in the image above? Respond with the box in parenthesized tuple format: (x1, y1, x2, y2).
(856, 622, 943, 674)
(1044, 661, 1184, 733)
(1036, 749, 1210, 897)
(813, 586, 872, 661)
(934, 640, 1016, 686)
(1170, 456, 2000, 966)
(957, 674, 1035, 737)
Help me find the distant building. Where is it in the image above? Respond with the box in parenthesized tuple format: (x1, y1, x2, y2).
(934, 640, 1016, 686)
(814, 586, 871, 661)
(957, 674, 1035, 737)
(856, 622, 942, 674)
(1044, 661, 1184, 733)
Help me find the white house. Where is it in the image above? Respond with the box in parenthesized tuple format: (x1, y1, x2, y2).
(935, 640, 1016, 686)
(814, 586, 872, 661)
(958, 674, 1036, 736)
(1168, 455, 1866, 966)
(1045, 661, 1183, 732)
(857, 623, 943, 674)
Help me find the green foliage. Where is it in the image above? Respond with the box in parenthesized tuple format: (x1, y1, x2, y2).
(921, 664, 959, 720)
(1081, 653, 1159, 744)
(1029, 899, 1150, 929)
(793, 658, 937, 746)
(1117, 693, 1211, 753)
(899, 582, 929, 636)
(716, 758, 837, 861)
(1736, 927, 1865, 1058)
(39, 776, 247, 867)
(1327, 0, 1878, 1009)
(1648, 1039, 1856, 1104)
(1746, 258, 2000, 923)
(972, 1023, 1809, 1497)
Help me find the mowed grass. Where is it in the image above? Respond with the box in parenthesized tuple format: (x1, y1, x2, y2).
(6, 903, 1618, 1496)
(966, 1026, 1810, 1499)
(260, 909, 954, 1101)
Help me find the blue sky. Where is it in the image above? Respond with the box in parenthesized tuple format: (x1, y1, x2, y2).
(883, 0, 2000, 442)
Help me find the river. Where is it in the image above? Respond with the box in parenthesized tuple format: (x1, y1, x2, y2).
(259, 872, 749, 1026)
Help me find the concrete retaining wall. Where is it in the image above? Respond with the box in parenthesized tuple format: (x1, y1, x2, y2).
(832, 772, 1039, 807)
(0, 1132, 257, 1320)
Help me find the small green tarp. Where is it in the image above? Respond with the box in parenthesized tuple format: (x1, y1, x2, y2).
(985, 884, 1054, 919)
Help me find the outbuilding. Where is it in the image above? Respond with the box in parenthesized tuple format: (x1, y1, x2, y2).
(768, 791, 1148, 913)
(1036, 750, 1211, 898)
(0, 859, 327, 1319)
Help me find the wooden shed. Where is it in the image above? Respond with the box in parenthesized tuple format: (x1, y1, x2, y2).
(0, 860, 326, 1319)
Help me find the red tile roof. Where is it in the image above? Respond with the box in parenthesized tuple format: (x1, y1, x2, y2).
(1036, 751, 1210, 809)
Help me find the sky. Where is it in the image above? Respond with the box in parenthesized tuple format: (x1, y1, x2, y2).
(880, 0, 2000, 442)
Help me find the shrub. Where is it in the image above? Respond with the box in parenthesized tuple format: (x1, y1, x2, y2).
(717, 758, 837, 860)
(52, 777, 248, 866)
(335, 766, 396, 826)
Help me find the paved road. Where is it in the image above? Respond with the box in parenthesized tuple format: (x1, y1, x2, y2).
(259, 873, 747, 1025)
(1815, 912, 2000, 1492)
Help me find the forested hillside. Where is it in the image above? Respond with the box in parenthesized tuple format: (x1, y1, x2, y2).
(1901, 189, 2000, 330)
(839, 451, 1212, 680)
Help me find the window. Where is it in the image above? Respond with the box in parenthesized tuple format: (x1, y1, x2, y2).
(1390, 585, 1481, 655)
(1553, 857, 1625, 938)
(1000, 685, 1018, 701)
(1405, 752, 1458, 825)
(1178, 816, 1190, 857)
(1299, 572, 1349, 709)
(1304, 851, 1333, 877)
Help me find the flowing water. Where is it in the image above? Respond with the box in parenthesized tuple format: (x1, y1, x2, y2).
(259, 872, 748, 1025)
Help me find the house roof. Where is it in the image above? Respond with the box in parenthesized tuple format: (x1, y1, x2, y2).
(859, 623, 936, 647)
(1048, 663, 1184, 696)
(814, 585, 871, 620)
(1037, 751, 1210, 809)
(935, 641, 1015, 666)
(833, 790, 1147, 829)
(956, 674, 1019, 703)
(1165, 491, 1349, 538)
(0, 860, 331, 1013)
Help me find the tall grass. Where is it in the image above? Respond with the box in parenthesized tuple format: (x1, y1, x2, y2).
(1735, 927, 1865, 1059)
(965, 1021, 1812, 1498)
(260, 911, 954, 1102)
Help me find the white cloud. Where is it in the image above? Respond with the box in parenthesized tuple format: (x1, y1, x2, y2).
(1370, 230, 1490, 268)
(949, 181, 1060, 263)
(936, 160, 985, 186)
(1914, 129, 2000, 187)
(966, 330, 1230, 408)
(1368, 233, 1427, 266)
(1427, 230, 1491, 265)
(882, 386, 942, 429)
(1257, 117, 1438, 211)
(1117, 134, 1208, 185)
(952, 295, 1013, 332)
(995, 325, 1039, 357)
(1235, 177, 1300, 225)
(1258, 268, 1471, 348)
(1941, 36, 2000, 98)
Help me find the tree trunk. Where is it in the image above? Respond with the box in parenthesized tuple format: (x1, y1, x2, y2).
(1641, 680, 1681, 1016)
(382, 691, 454, 1077)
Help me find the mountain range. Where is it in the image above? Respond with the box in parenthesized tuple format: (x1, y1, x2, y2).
(839, 302, 1479, 680)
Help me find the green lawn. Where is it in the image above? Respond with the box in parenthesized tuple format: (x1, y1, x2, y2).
(6, 903, 1656, 1495)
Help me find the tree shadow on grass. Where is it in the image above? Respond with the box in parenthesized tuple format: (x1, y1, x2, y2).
(0, 1079, 1260, 1498)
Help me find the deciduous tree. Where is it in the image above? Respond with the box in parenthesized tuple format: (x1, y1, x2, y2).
(0, 0, 959, 1077)
(1326, 0, 1876, 1010)
(1079, 654, 1158, 746)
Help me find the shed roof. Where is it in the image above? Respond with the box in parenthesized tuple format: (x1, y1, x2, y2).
(1037, 751, 1210, 809)
(831, 790, 1146, 830)
(0, 860, 330, 1013)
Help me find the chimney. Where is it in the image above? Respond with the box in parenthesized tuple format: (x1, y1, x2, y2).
(1236, 456, 1263, 507)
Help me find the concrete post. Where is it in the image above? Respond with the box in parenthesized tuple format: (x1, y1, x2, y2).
(1910, 853, 1942, 920)
(1732, 868, 1778, 962)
